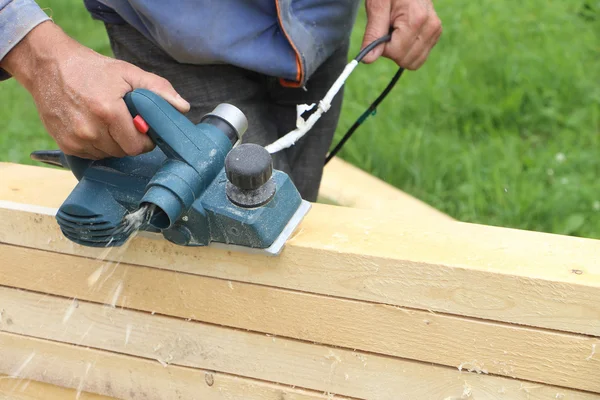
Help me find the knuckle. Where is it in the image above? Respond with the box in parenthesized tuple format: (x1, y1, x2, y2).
(408, 56, 426, 71)
(156, 76, 174, 91)
(411, 10, 428, 29)
(62, 140, 85, 156)
(74, 124, 97, 142)
(393, 56, 407, 68)
(366, 0, 387, 14)
(90, 100, 113, 120)
(429, 17, 442, 36)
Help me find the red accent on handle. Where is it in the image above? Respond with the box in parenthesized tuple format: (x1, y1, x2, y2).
(133, 115, 149, 134)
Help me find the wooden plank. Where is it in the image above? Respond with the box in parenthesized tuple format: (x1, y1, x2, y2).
(320, 157, 453, 220)
(0, 160, 450, 220)
(0, 332, 340, 400)
(0, 375, 114, 400)
(0, 291, 597, 400)
(0, 163, 77, 209)
(0, 244, 598, 392)
(0, 193, 599, 338)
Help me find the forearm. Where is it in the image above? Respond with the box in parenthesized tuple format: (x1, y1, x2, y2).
(0, 0, 52, 81)
(0, 20, 70, 91)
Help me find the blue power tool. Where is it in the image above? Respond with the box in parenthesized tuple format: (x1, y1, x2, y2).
(30, 89, 311, 255)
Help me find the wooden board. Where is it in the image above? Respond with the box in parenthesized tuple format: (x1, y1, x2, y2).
(0, 160, 451, 220)
(0, 163, 77, 209)
(0, 287, 597, 400)
(319, 157, 453, 220)
(0, 244, 598, 392)
(0, 331, 341, 400)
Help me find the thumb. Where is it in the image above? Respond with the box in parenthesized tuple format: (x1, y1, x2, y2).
(122, 63, 191, 113)
(361, 0, 391, 63)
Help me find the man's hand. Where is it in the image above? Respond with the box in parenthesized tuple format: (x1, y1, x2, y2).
(0, 21, 190, 159)
(361, 0, 442, 70)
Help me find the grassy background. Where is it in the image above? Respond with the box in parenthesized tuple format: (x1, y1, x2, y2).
(1, 1, 599, 238)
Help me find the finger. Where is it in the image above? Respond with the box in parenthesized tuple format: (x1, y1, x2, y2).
(122, 63, 190, 113)
(108, 101, 155, 157)
(406, 21, 442, 70)
(74, 151, 104, 160)
(83, 101, 130, 158)
(93, 126, 128, 158)
(361, 0, 391, 63)
(90, 145, 114, 159)
(62, 142, 107, 160)
(402, 18, 442, 69)
(384, 3, 431, 66)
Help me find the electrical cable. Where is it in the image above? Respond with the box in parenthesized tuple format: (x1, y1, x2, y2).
(325, 67, 404, 164)
(354, 34, 392, 61)
(263, 33, 404, 161)
(325, 34, 404, 165)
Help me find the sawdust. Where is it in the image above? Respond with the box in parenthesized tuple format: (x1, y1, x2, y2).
(462, 383, 472, 398)
(443, 382, 472, 400)
(156, 358, 168, 367)
(18, 379, 31, 392)
(122, 204, 155, 234)
(76, 323, 94, 346)
(332, 232, 348, 242)
(457, 360, 488, 374)
(325, 350, 342, 364)
(62, 298, 79, 324)
(10, 352, 35, 378)
(87, 265, 105, 287)
(519, 383, 544, 393)
(586, 343, 596, 360)
(109, 281, 123, 308)
(125, 324, 133, 346)
(355, 353, 368, 367)
(75, 362, 92, 400)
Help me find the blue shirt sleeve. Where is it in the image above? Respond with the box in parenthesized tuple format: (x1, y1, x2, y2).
(0, 0, 51, 80)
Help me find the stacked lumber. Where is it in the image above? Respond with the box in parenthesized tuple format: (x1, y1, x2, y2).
(0, 162, 598, 400)
(319, 157, 454, 220)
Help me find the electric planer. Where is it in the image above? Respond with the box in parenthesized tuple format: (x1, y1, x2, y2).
(31, 89, 310, 256)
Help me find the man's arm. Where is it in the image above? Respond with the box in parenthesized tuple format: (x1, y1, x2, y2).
(361, 0, 442, 70)
(0, 1, 190, 159)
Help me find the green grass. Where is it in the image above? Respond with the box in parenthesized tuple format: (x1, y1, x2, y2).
(1, 0, 599, 238)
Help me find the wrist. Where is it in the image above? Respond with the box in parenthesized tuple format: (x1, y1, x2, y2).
(0, 20, 70, 90)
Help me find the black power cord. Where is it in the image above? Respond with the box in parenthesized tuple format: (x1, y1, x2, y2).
(325, 34, 405, 165)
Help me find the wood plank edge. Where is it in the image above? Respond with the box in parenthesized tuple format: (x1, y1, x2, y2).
(0, 374, 115, 400)
(319, 157, 454, 221)
(0, 331, 348, 400)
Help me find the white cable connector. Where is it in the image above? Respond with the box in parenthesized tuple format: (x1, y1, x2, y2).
(264, 60, 359, 154)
